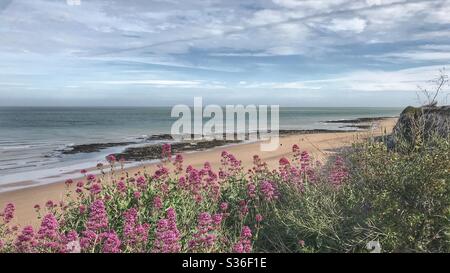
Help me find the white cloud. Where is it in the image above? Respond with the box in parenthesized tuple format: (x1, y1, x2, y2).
(327, 17, 367, 33)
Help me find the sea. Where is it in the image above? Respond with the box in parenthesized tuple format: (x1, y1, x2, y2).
(0, 107, 402, 192)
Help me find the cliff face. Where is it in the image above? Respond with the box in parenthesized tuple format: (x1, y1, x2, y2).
(392, 106, 450, 146)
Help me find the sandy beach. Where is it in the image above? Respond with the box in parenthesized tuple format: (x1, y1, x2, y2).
(0, 118, 397, 227)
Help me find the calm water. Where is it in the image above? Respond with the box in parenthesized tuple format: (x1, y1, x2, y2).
(0, 107, 401, 191)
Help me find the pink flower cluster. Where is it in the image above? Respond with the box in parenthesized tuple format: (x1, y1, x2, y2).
(153, 208, 181, 253)
(260, 180, 278, 202)
(232, 226, 252, 253)
(188, 212, 223, 251)
(329, 156, 349, 186)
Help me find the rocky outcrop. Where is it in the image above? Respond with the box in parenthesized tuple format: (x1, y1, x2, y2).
(391, 105, 450, 146)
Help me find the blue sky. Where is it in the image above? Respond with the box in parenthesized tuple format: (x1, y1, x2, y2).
(0, 0, 449, 106)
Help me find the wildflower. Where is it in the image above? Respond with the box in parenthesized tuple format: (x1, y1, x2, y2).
(220, 202, 229, 212)
(79, 205, 86, 214)
(298, 240, 305, 248)
(87, 174, 96, 181)
(80, 169, 87, 175)
(34, 204, 41, 212)
(136, 176, 147, 189)
(292, 144, 300, 153)
(232, 226, 252, 253)
(247, 183, 257, 198)
(212, 213, 223, 226)
(76, 181, 84, 188)
(90, 183, 102, 195)
(101, 231, 121, 253)
(85, 200, 108, 232)
(260, 180, 278, 202)
(15, 226, 36, 253)
(123, 208, 150, 250)
(65, 179, 73, 186)
(153, 165, 169, 180)
(37, 214, 61, 252)
(161, 143, 172, 162)
(106, 154, 116, 164)
(255, 214, 263, 223)
(153, 196, 163, 210)
(153, 208, 181, 253)
(219, 151, 242, 178)
(38, 214, 59, 240)
(173, 154, 184, 174)
(188, 212, 217, 251)
(133, 191, 142, 200)
(329, 156, 348, 186)
(239, 200, 249, 217)
(252, 155, 267, 173)
(279, 157, 290, 166)
(116, 180, 126, 193)
(45, 200, 55, 209)
(2, 203, 15, 223)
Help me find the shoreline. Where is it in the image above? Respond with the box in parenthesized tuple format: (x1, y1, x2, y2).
(0, 117, 397, 226)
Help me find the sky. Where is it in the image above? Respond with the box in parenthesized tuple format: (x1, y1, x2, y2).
(0, 0, 449, 107)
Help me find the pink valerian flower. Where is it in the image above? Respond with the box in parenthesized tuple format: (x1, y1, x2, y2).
(15, 225, 36, 253)
(153, 196, 163, 210)
(65, 179, 74, 187)
(101, 231, 121, 253)
(232, 226, 252, 253)
(37, 214, 62, 252)
(252, 155, 268, 173)
(300, 150, 310, 171)
(239, 200, 249, 218)
(278, 157, 295, 183)
(329, 156, 349, 187)
(153, 208, 181, 253)
(79, 205, 86, 214)
(122, 208, 150, 251)
(188, 212, 218, 251)
(80, 169, 87, 175)
(219, 151, 242, 179)
(85, 200, 108, 232)
(87, 174, 96, 182)
(161, 143, 172, 162)
(133, 191, 142, 200)
(212, 213, 223, 226)
(153, 165, 170, 181)
(220, 202, 229, 212)
(90, 183, 102, 196)
(106, 154, 116, 164)
(200, 164, 220, 200)
(45, 200, 55, 209)
(80, 200, 109, 250)
(173, 154, 184, 174)
(116, 180, 126, 193)
(2, 203, 15, 223)
(255, 214, 263, 223)
(298, 240, 305, 248)
(180, 166, 202, 199)
(247, 183, 257, 199)
(260, 180, 278, 202)
(136, 176, 147, 190)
